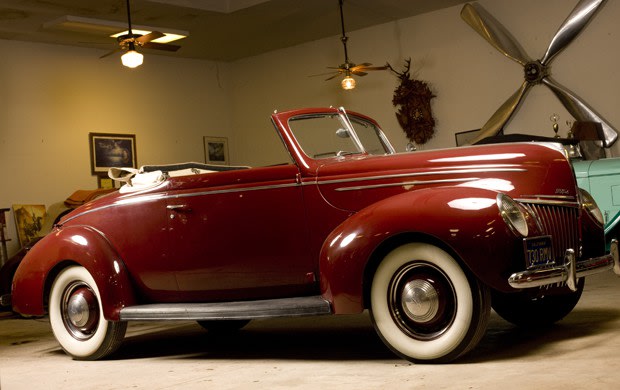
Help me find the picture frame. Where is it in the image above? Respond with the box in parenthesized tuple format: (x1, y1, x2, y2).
(97, 176, 116, 189)
(89, 132, 137, 175)
(204, 136, 229, 165)
(12, 204, 46, 247)
(454, 129, 480, 147)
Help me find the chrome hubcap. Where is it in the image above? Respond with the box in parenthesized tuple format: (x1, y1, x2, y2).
(61, 283, 99, 340)
(67, 291, 91, 328)
(401, 279, 439, 323)
(388, 262, 457, 340)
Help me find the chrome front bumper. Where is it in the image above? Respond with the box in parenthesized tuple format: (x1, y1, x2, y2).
(508, 239, 620, 292)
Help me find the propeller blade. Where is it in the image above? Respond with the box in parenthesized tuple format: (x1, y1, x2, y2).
(99, 48, 120, 59)
(540, 0, 606, 65)
(460, 3, 531, 66)
(470, 81, 532, 144)
(142, 41, 181, 52)
(542, 76, 618, 146)
(136, 31, 165, 45)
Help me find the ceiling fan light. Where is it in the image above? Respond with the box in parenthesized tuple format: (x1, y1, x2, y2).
(341, 75, 356, 90)
(121, 50, 143, 68)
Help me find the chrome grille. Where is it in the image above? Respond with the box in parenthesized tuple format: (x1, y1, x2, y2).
(522, 203, 580, 263)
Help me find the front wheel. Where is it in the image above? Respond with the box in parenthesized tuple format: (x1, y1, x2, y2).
(49, 266, 127, 360)
(369, 243, 490, 363)
(491, 278, 584, 327)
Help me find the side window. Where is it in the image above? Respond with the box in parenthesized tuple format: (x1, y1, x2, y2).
(350, 118, 390, 155)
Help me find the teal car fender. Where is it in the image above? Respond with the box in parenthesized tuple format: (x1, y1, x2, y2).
(319, 186, 537, 314)
(573, 158, 620, 246)
(11, 225, 136, 320)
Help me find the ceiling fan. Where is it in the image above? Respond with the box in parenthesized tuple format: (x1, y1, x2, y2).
(315, 0, 387, 89)
(100, 0, 181, 68)
(461, 0, 617, 146)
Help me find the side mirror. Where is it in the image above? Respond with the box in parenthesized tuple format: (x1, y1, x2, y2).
(336, 128, 350, 138)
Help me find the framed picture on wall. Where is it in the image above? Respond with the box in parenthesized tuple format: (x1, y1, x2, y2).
(97, 176, 116, 189)
(204, 136, 229, 165)
(454, 129, 480, 147)
(89, 133, 137, 175)
(12, 204, 46, 246)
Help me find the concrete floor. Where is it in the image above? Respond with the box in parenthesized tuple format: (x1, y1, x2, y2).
(1, 272, 619, 390)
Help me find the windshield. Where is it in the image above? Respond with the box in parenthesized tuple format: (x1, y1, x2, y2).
(288, 112, 393, 159)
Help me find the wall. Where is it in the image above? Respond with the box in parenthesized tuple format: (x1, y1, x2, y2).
(228, 0, 620, 165)
(1, 0, 619, 257)
(0, 39, 231, 256)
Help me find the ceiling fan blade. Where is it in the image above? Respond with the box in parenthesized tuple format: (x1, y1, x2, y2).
(308, 71, 340, 78)
(136, 31, 165, 45)
(542, 76, 618, 146)
(351, 71, 368, 77)
(460, 3, 531, 66)
(325, 73, 343, 81)
(540, 0, 606, 65)
(356, 65, 388, 71)
(470, 81, 532, 144)
(142, 41, 181, 52)
(350, 63, 380, 72)
(100, 48, 120, 59)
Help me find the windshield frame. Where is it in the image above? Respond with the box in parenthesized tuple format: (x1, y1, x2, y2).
(285, 107, 395, 162)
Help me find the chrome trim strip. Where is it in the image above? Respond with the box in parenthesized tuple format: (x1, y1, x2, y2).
(515, 197, 578, 207)
(518, 194, 576, 200)
(168, 182, 300, 200)
(318, 168, 526, 186)
(61, 193, 168, 224)
(62, 181, 300, 224)
(335, 177, 476, 192)
(120, 296, 332, 321)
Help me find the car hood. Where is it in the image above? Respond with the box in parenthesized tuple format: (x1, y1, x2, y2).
(315, 142, 576, 212)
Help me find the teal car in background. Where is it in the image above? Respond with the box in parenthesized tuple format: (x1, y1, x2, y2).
(573, 158, 620, 249)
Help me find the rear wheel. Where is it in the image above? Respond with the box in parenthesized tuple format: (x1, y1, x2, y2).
(491, 279, 584, 327)
(49, 266, 126, 360)
(369, 243, 490, 363)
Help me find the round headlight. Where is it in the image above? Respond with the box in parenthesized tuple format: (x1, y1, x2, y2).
(579, 188, 604, 225)
(497, 193, 528, 237)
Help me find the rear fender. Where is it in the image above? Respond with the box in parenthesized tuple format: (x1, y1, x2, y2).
(11, 225, 135, 320)
(319, 187, 518, 314)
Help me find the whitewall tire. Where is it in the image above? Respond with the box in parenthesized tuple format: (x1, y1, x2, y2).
(49, 266, 127, 360)
(370, 243, 490, 363)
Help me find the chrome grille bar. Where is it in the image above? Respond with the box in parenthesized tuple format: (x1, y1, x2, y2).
(522, 203, 579, 263)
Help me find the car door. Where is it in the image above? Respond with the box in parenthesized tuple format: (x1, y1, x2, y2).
(165, 164, 316, 301)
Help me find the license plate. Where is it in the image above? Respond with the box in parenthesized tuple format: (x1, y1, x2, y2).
(523, 236, 554, 268)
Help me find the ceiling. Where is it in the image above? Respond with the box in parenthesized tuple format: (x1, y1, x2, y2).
(0, 0, 468, 62)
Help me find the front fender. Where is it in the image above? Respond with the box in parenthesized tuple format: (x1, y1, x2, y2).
(11, 225, 136, 320)
(320, 187, 522, 314)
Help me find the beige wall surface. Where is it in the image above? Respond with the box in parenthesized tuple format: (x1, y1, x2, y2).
(1, 0, 619, 256)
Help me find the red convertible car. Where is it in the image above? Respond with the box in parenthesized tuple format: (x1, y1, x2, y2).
(11, 107, 620, 363)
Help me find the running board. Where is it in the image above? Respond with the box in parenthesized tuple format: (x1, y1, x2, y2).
(119, 295, 332, 321)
